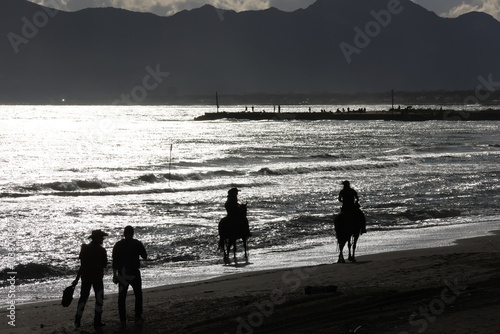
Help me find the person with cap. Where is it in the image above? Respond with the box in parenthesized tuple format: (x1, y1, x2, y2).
(72, 229, 108, 328)
(112, 226, 147, 325)
(338, 180, 366, 234)
(225, 187, 251, 237)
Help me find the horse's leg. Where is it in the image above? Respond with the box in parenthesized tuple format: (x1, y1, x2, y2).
(347, 237, 353, 262)
(225, 240, 231, 264)
(220, 237, 228, 263)
(243, 238, 248, 261)
(350, 234, 359, 263)
(337, 239, 346, 263)
(232, 239, 237, 258)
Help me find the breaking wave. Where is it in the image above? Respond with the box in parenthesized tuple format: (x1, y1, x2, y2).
(1, 263, 72, 282)
(398, 209, 462, 221)
(24, 179, 111, 192)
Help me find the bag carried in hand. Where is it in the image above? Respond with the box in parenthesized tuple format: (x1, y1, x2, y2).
(61, 285, 75, 307)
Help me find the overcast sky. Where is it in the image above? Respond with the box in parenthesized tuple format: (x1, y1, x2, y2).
(29, 0, 500, 20)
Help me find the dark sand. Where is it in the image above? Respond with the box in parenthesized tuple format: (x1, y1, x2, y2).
(4, 230, 500, 334)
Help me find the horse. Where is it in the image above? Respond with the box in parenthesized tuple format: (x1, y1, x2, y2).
(218, 204, 249, 264)
(334, 208, 365, 263)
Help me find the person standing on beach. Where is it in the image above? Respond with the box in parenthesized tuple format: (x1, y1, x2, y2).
(112, 225, 147, 325)
(338, 181, 366, 234)
(73, 229, 108, 328)
(225, 187, 251, 237)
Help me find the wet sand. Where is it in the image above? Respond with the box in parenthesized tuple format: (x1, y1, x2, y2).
(4, 230, 500, 334)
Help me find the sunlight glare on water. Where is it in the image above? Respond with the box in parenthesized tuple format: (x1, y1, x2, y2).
(1, 105, 499, 303)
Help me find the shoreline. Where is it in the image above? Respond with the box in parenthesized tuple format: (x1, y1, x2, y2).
(4, 227, 500, 333)
(7, 218, 499, 306)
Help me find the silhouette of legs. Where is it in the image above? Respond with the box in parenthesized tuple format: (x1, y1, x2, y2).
(118, 271, 143, 322)
(75, 280, 104, 327)
(75, 281, 91, 327)
(131, 274, 143, 320)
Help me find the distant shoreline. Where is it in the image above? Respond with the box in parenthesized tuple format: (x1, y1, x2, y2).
(2, 89, 499, 106)
(195, 108, 500, 121)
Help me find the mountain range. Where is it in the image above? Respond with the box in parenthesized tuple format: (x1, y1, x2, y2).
(1, 0, 500, 104)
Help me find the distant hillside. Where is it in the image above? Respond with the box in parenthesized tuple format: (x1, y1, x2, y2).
(1, 0, 500, 104)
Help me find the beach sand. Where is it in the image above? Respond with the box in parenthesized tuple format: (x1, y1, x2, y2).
(4, 230, 500, 334)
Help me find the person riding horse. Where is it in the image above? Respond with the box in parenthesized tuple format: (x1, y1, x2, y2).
(225, 188, 251, 238)
(338, 181, 366, 234)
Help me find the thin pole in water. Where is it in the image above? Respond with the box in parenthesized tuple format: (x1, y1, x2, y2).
(216, 91, 220, 113)
(168, 143, 173, 187)
(391, 89, 395, 113)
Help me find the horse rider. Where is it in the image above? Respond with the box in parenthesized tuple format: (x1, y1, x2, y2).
(338, 180, 367, 234)
(225, 188, 251, 237)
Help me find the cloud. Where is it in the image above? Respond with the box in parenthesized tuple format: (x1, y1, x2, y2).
(444, 0, 500, 20)
(30, 0, 319, 16)
(411, 0, 465, 15)
(269, 0, 315, 12)
(30, 0, 500, 20)
(31, 0, 270, 16)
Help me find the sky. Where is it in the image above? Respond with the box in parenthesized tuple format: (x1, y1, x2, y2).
(29, 0, 500, 20)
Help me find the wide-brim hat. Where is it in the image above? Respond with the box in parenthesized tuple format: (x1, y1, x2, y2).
(88, 229, 109, 239)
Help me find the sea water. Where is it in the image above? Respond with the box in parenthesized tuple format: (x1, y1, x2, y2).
(1, 105, 499, 304)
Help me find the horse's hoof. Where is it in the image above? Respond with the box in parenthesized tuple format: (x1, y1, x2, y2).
(337, 259, 345, 263)
(349, 258, 357, 263)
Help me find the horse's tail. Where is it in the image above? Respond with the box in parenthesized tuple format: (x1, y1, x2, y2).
(333, 213, 342, 240)
(217, 218, 223, 251)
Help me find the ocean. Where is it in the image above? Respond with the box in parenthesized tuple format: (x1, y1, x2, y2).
(1, 105, 500, 304)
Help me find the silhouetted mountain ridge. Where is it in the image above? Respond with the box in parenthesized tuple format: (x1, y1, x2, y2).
(0, 0, 499, 104)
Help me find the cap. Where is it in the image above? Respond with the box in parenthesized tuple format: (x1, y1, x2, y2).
(228, 187, 239, 195)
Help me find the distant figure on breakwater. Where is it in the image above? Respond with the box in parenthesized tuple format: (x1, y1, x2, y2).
(338, 180, 366, 234)
(73, 229, 108, 328)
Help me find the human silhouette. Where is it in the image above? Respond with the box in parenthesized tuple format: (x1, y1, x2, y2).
(73, 229, 108, 328)
(338, 180, 359, 212)
(338, 181, 366, 234)
(225, 188, 251, 237)
(112, 226, 147, 325)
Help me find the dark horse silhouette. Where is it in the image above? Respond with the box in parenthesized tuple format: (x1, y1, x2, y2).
(334, 209, 365, 263)
(218, 204, 249, 264)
